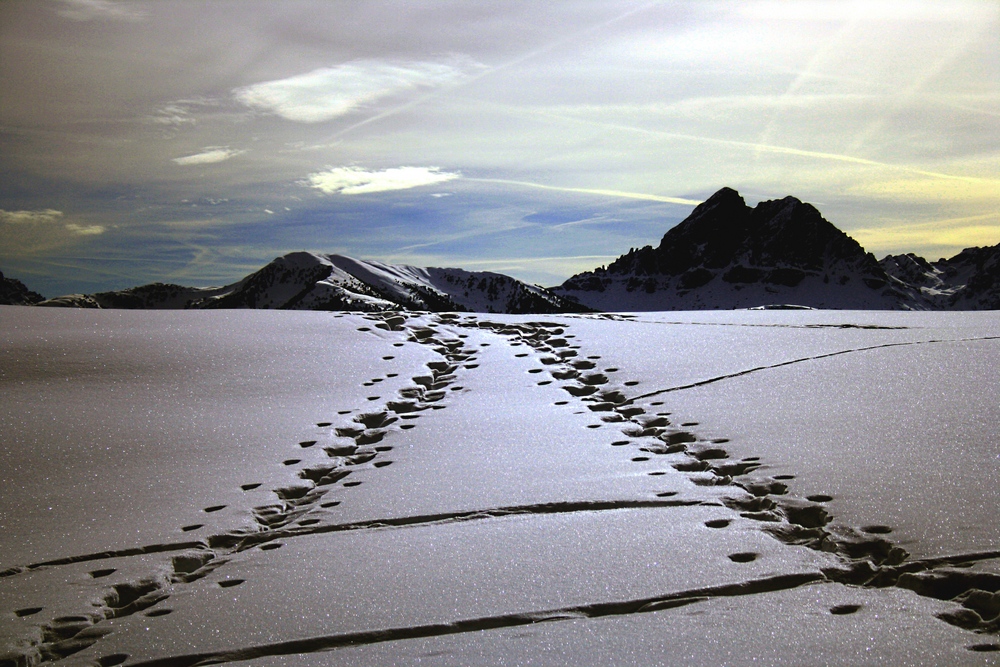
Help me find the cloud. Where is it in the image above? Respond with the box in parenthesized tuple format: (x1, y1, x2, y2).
(305, 166, 460, 195)
(55, 0, 146, 22)
(172, 147, 246, 166)
(65, 223, 106, 235)
(0, 209, 64, 225)
(0, 209, 105, 255)
(234, 60, 472, 123)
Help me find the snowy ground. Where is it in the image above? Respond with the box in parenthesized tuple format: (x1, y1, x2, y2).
(1, 306, 998, 666)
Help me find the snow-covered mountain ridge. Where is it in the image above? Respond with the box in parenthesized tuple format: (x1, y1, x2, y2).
(15, 186, 1000, 312)
(553, 187, 999, 311)
(37, 252, 584, 314)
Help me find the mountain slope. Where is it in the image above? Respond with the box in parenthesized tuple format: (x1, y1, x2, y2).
(881, 244, 1000, 310)
(38, 252, 584, 314)
(553, 187, 917, 311)
(0, 270, 45, 305)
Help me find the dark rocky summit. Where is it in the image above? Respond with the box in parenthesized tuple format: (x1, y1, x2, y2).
(0, 270, 45, 305)
(554, 187, 912, 310)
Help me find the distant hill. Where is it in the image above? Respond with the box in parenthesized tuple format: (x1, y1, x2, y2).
(38, 252, 585, 314)
(0, 270, 44, 305)
(553, 187, 998, 311)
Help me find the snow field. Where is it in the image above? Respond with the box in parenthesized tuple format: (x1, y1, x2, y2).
(1, 307, 998, 665)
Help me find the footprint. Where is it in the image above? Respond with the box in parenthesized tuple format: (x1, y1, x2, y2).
(218, 579, 245, 589)
(320, 501, 341, 508)
(15, 607, 43, 617)
(181, 524, 203, 532)
(704, 519, 731, 529)
(145, 608, 173, 617)
(648, 471, 667, 476)
(373, 460, 393, 468)
(299, 441, 317, 448)
(282, 459, 301, 466)
(728, 552, 759, 563)
(968, 644, 1000, 653)
(343, 481, 362, 487)
(317, 422, 332, 427)
(298, 519, 321, 526)
(807, 494, 834, 503)
(89, 568, 117, 579)
(861, 525, 892, 534)
(830, 604, 862, 615)
(631, 456, 650, 462)
(656, 491, 678, 498)
(260, 543, 283, 551)
(610, 440, 630, 447)
(623, 381, 639, 387)
(203, 505, 226, 513)
(773, 474, 795, 480)
(97, 655, 130, 667)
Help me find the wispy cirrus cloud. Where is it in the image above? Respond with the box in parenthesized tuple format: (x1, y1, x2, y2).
(55, 0, 146, 22)
(234, 60, 475, 123)
(172, 147, 246, 166)
(305, 166, 460, 195)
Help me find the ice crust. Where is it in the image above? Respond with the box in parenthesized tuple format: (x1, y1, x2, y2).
(1, 306, 998, 664)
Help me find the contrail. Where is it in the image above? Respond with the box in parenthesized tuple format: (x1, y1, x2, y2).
(515, 106, 999, 187)
(467, 178, 703, 206)
(324, 1, 662, 142)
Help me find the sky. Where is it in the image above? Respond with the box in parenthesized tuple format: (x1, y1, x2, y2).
(1, 0, 998, 297)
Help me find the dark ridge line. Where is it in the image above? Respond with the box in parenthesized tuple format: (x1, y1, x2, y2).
(0, 500, 701, 577)
(563, 314, 913, 331)
(627, 336, 1000, 402)
(0, 541, 209, 577)
(125, 572, 826, 667)
(244, 499, 705, 546)
(902, 549, 1000, 570)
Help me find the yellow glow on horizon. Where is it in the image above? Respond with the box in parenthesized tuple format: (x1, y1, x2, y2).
(851, 213, 1000, 255)
(849, 174, 1000, 203)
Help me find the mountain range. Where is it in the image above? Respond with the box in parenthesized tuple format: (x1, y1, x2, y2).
(2, 187, 997, 312)
(28, 253, 582, 314)
(553, 187, 1000, 311)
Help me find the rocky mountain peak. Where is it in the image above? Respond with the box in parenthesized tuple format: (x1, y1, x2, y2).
(0, 270, 45, 305)
(555, 187, 907, 310)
